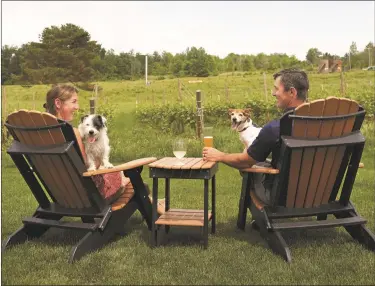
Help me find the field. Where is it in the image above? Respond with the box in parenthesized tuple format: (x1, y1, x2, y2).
(1, 70, 375, 285)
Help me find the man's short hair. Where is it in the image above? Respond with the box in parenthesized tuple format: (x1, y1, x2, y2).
(273, 68, 309, 101)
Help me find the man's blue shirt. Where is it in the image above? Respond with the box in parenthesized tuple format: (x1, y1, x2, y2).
(247, 108, 295, 168)
(247, 119, 280, 167)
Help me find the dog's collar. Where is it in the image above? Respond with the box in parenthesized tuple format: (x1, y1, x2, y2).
(239, 126, 249, 132)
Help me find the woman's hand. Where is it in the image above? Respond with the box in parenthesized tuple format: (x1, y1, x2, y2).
(202, 147, 225, 162)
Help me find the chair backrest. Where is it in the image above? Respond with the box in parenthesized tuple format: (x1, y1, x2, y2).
(273, 97, 366, 208)
(5, 110, 106, 211)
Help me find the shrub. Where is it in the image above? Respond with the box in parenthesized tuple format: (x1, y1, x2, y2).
(136, 99, 282, 133)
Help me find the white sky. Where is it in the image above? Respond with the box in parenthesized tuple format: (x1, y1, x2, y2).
(1, 1, 374, 60)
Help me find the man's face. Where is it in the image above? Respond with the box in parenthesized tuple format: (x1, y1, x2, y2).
(272, 76, 293, 110)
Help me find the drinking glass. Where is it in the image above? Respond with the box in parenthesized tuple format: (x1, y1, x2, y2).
(203, 126, 214, 148)
(172, 139, 187, 165)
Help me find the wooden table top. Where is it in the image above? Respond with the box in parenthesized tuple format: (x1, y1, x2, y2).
(148, 157, 217, 170)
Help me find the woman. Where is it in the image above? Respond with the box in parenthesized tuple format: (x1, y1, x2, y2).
(44, 84, 164, 212)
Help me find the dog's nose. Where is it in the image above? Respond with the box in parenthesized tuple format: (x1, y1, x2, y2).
(232, 118, 237, 122)
(89, 130, 94, 135)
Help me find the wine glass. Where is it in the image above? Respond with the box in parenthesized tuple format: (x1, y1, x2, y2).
(172, 139, 187, 166)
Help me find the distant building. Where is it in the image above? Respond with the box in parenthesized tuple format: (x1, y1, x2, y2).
(318, 59, 342, 73)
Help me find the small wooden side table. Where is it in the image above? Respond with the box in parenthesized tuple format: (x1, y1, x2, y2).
(148, 157, 218, 249)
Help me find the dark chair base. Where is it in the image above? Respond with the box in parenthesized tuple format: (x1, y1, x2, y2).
(3, 201, 138, 263)
(238, 191, 375, 262)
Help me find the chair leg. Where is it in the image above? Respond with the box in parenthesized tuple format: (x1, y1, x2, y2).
(317, 214, 328, 221)
(124, 169, 153, 230)
(237, 173, 251, 230)
(69, 229, 114, 263)
(69, 203, 137, 263)
(2, 222, 52, 252)
(81, 217, 95, 223)
(334, 211, 375, 252)
(260, 226, 292, 263)
(251, 220, 260, 231)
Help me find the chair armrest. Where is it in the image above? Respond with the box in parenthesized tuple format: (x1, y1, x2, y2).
(240, 167, 279, 174)
(82, 157, 158, 177)
(240, 163, 362, 174)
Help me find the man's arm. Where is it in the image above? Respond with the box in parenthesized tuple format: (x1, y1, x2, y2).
(202, 147, 257, 169)
(219, 152, 257, 169)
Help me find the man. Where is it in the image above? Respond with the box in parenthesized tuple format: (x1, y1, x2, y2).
(202, 68, 309, 204)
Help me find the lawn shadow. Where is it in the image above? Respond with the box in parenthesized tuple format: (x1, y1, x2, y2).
(217, 215, 356, 250)
(137, 214, 359, 251)
(2, 214, 147, 250)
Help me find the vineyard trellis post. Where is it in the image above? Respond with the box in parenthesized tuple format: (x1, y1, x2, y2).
(2, 85, 7, 119)
(178, 79, 182, 102)
(263, 72, 270, 120)
(340, 70, 345, 96)
(90, 98, 96, 114)
(196, 90, 203, 138)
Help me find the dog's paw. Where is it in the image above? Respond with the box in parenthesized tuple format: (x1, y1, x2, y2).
(104, 163, 114, 169)
(87, 166, 96, 171)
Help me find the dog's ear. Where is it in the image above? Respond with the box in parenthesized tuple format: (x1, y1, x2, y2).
(101, 115, 107, 127)
(97, 115, 107, 128)
(243, 108, 252, 118)
(80, 115, 89, 123)
(92, 115, 107, 130)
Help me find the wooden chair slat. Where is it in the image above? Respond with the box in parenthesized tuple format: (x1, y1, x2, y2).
(41, 112, 66, 143)
(301, 97, 340, 207)
(39, 112, 93, 208)
(313, 98, 350, 206)
(7, 111, 69, 207)
(295, 100, 325, 208)
(20, 111, 82, 208)
(28, 111, 88, 208)
(321, 99, 359, 204)
(61, 159, 92, 208)
(111, 188, 135, 211)
(286, 104, 310, 207)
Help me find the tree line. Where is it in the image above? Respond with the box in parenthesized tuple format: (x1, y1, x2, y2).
(1, 23, 374, 85)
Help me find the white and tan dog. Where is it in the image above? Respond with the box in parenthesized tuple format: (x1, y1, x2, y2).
(78, 114, 113, 171)
(228, 108, 261, 150)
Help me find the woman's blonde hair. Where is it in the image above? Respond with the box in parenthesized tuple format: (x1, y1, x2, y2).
(44, 84, 78, 115)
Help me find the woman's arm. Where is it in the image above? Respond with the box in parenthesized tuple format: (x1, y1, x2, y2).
(73, 127, 87, 164)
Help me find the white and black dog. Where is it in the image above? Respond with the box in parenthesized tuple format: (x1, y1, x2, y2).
(228, 108, 261, 150)
(78, 114, 113, 171)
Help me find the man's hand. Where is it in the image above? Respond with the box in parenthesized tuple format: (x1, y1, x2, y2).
(202, 147, 225, 162)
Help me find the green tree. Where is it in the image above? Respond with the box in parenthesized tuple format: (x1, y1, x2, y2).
(22, 23, 102, 84)
(1, 45, 22, 84)
(350, 41, 358, 55)
(306, 48, 322, 65)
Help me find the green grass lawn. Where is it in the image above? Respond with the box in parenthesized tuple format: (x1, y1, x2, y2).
(1, 72, 375, 285)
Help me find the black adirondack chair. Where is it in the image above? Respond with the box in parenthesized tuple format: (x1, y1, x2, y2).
(237, 97, 375, 262)
(2, 110, 157, 263)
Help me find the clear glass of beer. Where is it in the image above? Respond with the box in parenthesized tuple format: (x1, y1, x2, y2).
(203, 126, 213, 148)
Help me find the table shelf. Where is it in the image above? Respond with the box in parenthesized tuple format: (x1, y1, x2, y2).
(155, 209, 212, 227)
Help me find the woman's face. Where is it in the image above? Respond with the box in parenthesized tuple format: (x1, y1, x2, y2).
(55, 92, 79, 121)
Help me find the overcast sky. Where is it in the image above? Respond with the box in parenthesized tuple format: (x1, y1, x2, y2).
(1, 1, 374, 60)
